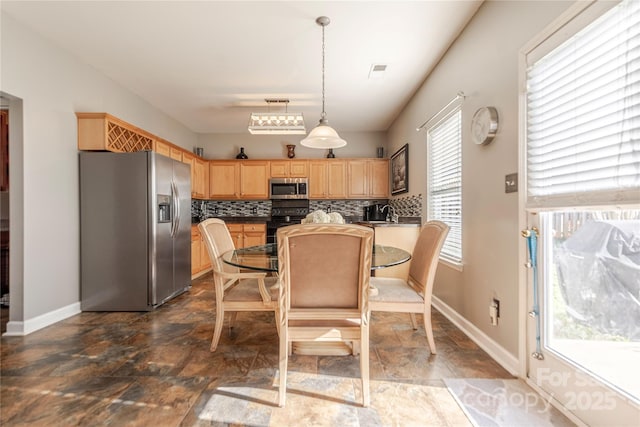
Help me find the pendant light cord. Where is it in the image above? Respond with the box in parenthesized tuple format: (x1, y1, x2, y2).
(321, 21, 326, 121)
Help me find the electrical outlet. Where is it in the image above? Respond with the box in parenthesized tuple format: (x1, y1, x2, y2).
(252, 206, 258, 215)
(490, 298, 500, 326)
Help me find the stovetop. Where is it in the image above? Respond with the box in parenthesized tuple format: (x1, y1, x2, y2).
(270, 199, 310, 219)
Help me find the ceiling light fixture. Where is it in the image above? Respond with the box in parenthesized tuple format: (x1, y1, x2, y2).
(300, 16, 346, 149)
(248, 99, 306, 135)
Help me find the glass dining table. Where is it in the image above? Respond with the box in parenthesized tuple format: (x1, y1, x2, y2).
(220, 242, 411, 356)
(221, 242, 411, 273)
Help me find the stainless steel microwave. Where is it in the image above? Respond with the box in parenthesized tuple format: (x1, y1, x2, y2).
(269, 178, 308, 199)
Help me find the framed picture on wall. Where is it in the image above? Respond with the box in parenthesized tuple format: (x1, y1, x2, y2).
(390, 143, 409, 195)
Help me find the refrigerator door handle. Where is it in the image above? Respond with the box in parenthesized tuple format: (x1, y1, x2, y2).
(174, 180, 181, 238)
(170, 181, 178, 238)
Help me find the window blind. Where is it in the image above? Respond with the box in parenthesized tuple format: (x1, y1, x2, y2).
(526, 0, 640, 209)
(428, 109, 462, 263)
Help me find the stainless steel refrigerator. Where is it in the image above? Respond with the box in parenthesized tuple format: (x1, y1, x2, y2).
(79, 150, 191, 311)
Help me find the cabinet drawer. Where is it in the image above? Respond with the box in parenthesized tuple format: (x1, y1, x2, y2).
(244, 224, 266, 232)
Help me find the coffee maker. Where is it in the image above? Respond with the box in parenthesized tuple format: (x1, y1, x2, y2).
(363, 203, 388, 221)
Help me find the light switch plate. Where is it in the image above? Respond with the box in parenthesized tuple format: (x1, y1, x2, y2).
(505, 173, 518, 193)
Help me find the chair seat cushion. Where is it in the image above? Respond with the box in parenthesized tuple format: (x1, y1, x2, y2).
(226, 277, 279, 302)
(369, 277, 424, 303)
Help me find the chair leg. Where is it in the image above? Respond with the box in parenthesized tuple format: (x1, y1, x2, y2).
(274, 310, 280, 336)
(360, 327, 370, 407)
(409, 313, 418, 329)
(210, 307, 224, 352)
(423, 309, 437, 354)
(229, 311, 238, 334)
(351, 340, 360, 356)
(278, 330, 288, 406)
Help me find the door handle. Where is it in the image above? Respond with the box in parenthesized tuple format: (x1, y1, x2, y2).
(174, 181, 181, 237)
(170, 181, 178, 238)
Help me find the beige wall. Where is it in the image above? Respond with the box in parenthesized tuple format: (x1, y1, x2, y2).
(387, 0, 572, 357)
(0, 12, 197, 329)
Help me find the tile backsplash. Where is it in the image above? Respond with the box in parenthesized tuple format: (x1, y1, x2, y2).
(389, 194, 423, 217)
(192, 195, 423, 220)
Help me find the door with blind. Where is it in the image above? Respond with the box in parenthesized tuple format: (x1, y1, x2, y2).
(521, 1, 640, 425)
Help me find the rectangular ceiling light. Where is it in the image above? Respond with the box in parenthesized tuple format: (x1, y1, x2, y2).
(248, 99, 306, 135)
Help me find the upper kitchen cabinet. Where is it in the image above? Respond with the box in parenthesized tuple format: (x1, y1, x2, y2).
(347, 159, 389, 199)
(209, 161, 239, 199)
(209, 160, 269, 200)
(270, 160, 308, 178)
(77, 113, 154, 152)
(183, 152, 207, 199)
(368, 159, 390, 198)
(239, 161, 269, 199)
(155, 138, 183, 161)
(193, 158, 209, 199)
(155, 139, 171, 158)
(347, 160, 368, 198)
(181, 152, 195, 197)
(309, 160, 347, 199)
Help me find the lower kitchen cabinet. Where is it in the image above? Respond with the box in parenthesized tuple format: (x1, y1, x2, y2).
(227, 223, 266, 249)
(191, 225, 211, 277)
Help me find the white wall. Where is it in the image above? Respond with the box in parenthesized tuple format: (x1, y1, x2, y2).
(387, 0, 571, 357)
(197, 131, 387, 160)
(0, 12, 197, 329)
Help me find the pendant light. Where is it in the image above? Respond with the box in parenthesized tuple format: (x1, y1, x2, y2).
(300, 16, 347, 149)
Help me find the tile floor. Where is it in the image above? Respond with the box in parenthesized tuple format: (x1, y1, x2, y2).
(1, 273, 519, 426)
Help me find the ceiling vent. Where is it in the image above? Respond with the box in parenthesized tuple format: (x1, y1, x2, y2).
(368, 64, 387, 79)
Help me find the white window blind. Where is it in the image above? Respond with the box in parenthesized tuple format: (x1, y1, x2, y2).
(526, 0, 640, 209)
(428, 109, 462, 263)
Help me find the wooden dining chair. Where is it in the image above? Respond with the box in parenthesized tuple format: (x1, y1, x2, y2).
(369, 220, 449, 354)
(198, 218, 278, 352)
(276, 223, 374, 407)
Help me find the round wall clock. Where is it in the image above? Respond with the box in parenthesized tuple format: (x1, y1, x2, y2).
(471, 106, 499, 146)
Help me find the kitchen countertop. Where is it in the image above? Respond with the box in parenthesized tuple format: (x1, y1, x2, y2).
(192, 216, 269, 224)
(355, 220, 421, 227)
(192, 216, 422, 226)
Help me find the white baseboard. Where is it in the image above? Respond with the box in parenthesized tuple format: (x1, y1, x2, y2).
(2, 302, 81, 336)
(432, 296, 519, 376)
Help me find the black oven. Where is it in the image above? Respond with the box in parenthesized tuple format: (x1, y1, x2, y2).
(267, 199, 310, 244)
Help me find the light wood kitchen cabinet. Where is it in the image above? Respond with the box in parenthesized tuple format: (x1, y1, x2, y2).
(182, 152, 198, 199)
(347, 160, 368, 198)
(368, 159, 390, 198)
(270, 160, 308, 178)
(170, 147, 183, 161)
(226, 223, 266, 249)
(347, 159, 390, 199)
(209, 161, 269, 200)
(309, 160, 347, 199)
(191, 225, 211, 277)
(155, 139, 172, 158)
(209, 161, 239, 199)
(194, 158, 209, 199)
(239, 161, 270, 199)
(77, 112, 154, 152)
(156, 138, 183, 161)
